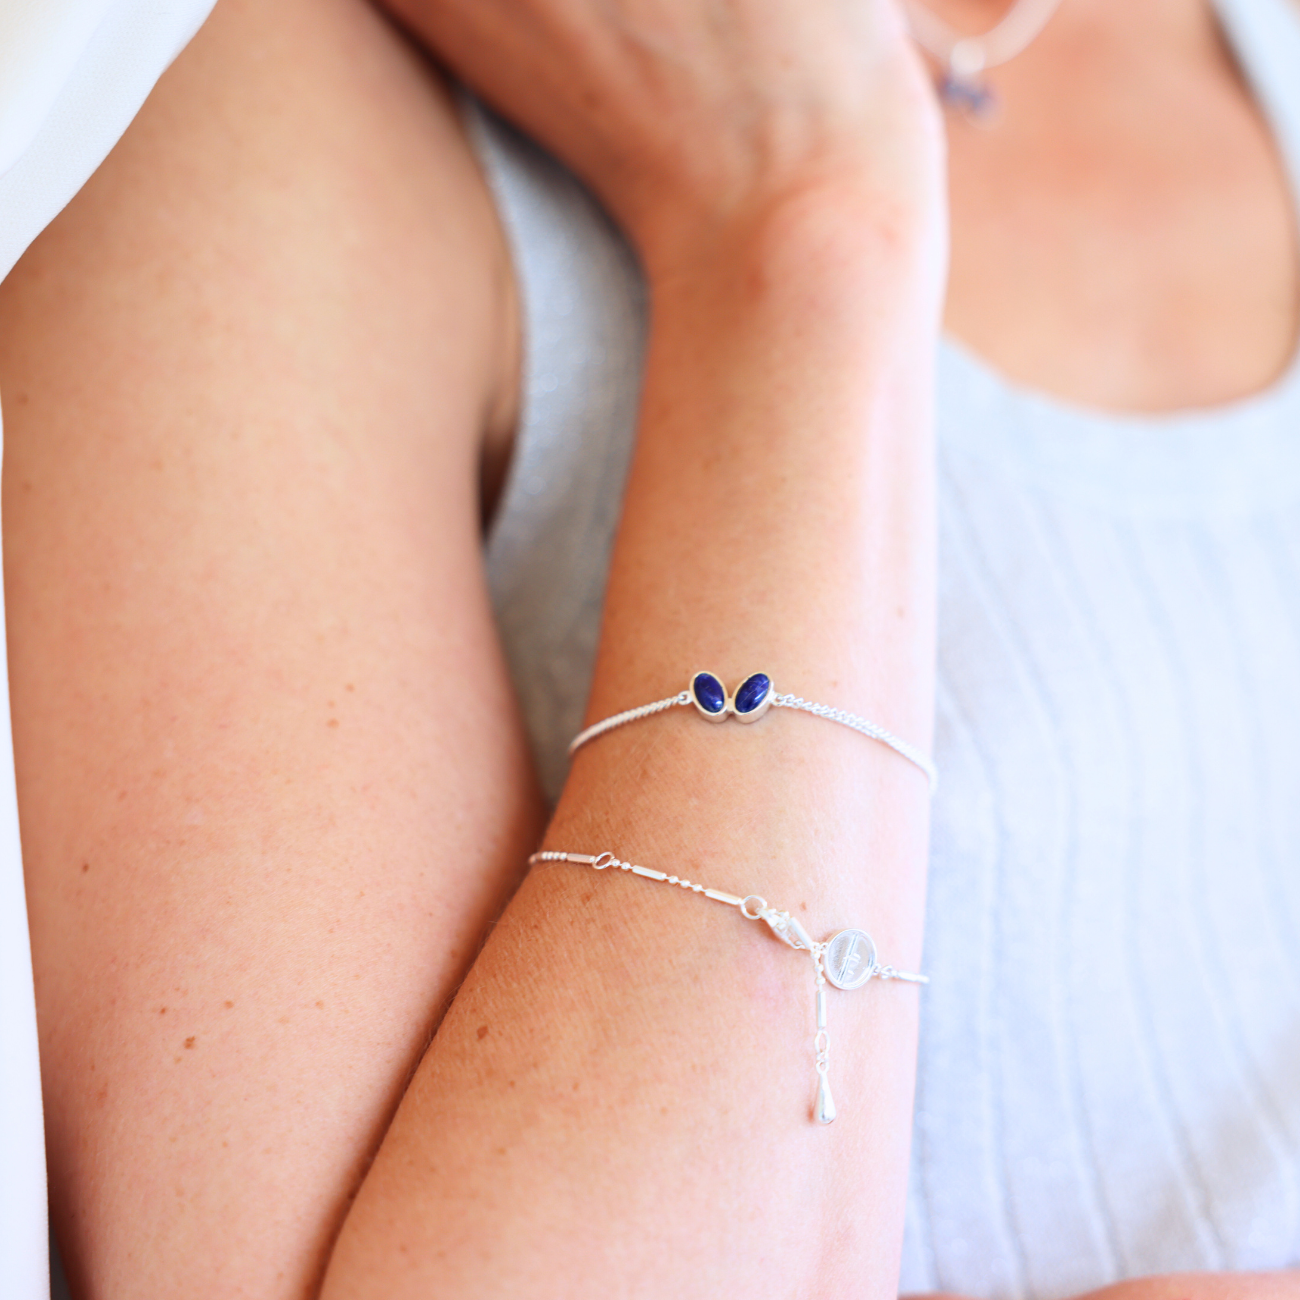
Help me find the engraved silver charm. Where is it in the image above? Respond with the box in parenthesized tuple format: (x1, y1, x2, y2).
(824, 929, 879, 991)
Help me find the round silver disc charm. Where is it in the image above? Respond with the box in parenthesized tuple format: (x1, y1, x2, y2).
(824, 929, 878, 990)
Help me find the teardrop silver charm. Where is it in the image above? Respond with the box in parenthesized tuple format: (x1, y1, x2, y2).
(814, 1070, 837, 1125)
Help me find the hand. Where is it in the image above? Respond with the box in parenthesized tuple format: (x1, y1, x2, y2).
(382, 0, 945, 277)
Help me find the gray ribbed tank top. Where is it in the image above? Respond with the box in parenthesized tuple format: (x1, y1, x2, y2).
(471, 1, 1300, 1291)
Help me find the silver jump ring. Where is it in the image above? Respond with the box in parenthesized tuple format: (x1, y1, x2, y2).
(592, 852, 616, 870)
(740, 895, 768, 920)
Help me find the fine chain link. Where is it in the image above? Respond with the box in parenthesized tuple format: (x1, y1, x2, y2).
(567, 692, 690, 755)
(813, 947, 831, 1103)
(529, 848, 746, 907)
(770, 693, 938, 791)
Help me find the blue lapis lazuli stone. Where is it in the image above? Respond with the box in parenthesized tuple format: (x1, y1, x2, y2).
(692, 671, 727, 715)
(734, 673, 771, 715)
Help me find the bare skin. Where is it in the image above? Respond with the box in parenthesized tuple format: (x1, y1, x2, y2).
(1, 0, 541, 1293)
(0, 0, 1295, 1296)
(330, 0, 1299, 1294)
(936, 0, 1299, 412)
(321, 1, 945, 1295)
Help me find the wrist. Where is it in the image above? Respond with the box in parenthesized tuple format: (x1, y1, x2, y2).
(631, 133, 946, 291)
(640, 172, 947, 359)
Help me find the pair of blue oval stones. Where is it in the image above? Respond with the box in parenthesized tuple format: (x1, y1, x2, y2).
(690, 671, 775, 723)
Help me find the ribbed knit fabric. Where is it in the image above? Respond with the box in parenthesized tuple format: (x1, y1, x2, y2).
(472, 0, 1300, 1292)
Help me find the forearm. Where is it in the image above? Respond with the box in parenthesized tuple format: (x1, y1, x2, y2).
(322, 189, 943, 1298)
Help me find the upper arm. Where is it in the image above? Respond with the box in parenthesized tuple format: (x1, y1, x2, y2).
(0, 0, 540, 1293)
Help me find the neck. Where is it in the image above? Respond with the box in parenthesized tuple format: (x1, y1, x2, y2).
(909, 0, 1230, 105)
(916, 0, 1219, 48)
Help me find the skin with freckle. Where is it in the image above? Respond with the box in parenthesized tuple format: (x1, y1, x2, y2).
(3, 2, 541, 1294)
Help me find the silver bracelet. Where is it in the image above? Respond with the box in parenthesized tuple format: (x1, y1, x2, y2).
(530, 848, 928, 1126)
(568, 671, 938, 793)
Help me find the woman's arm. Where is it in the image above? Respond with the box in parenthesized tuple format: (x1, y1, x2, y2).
(1, 1, 543, 1294)
(322, 3, 947, 1296)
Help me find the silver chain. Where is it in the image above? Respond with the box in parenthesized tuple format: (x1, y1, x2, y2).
(566, 691, 691, 755)
(568, 678, 937, 792)
(770, 693, 938, 791)
(813, 947, 831, 1079)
